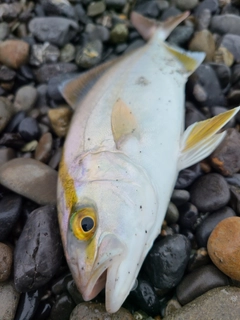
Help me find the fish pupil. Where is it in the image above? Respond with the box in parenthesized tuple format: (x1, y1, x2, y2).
(81, 217, 94, 232)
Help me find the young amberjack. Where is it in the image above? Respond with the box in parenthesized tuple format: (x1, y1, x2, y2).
(57, 11, 240, 313)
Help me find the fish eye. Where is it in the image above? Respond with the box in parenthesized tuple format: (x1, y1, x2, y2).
(70, 207, 97, 241)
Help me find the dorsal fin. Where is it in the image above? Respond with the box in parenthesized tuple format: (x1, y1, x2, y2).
(130, 11, 190, 41)
(111, 99, 138, 144)
(59, 59, 117, 109)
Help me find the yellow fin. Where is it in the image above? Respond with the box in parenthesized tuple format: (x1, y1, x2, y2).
(111, 99, 138, 144)
(178, 106, 240, 170)
(164, 43, 205, 74)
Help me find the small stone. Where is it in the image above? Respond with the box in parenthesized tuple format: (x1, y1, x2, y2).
(48, 107, 73, 137)
(0, 66, 16, 82)
(209, 63, 231, 92)
(175, 163, 202, 189)
(35, 63, 78, 83)
(171, 189, 190, 206)
(220, 34, 240, 63)
(75, 40, 103, 69)
(21, 140, 38, 152)
(18, 117, 41, 142)
(67, 280, 84, 305)
(213, 47, 234, 67)
(211, 14, 240, 35)
(190, 173, 230, 212)
(0, 40, 29, 69)
(87, 1, 106, 17)
(228, 89, 240, 106)
(187, 248, 211, 272)
(143, 234, 191, 290)
(110, 24, 129, 43)
(4, 111, 26, 133)
(0, 158, 57, 205)
(208, 217, 240, 280)
(176, 264, 229, 305)
(50, 293, 75, 320)
(176, 0, 198, 11)
(14, 85, 38, 113)
(41, 0, 75, 19)
(0, 281, 20, 320)
(210, 129, 240, 176)
(70, 302, 134, 320)
(135, 0, 161, 18)
(47, 73, 78, 101)
(185, 102, 206, 128)
(0, 97, 14, 133)
(196, 9, 211, 30)
(165, 202, 179, 224)
(14, 289, 42, 320)
(194, 0, 219, 16)
(14, 205, 63, 292)
(0, 22, 10, 41)
(30, 43, 60, 66)
(0, 3, 22, 21)
(29, 17, 79, 47)
(168, 26, 194, 46)
(48, 147, 62, 169)
(178, 202, 198, 231)
(0, 133, 25, 149)
(60, 43, 76, 62)
(164, 287, 240, 320)
(165, 298, 181, 317)
(34, 132, 53, 163)
(189, 30, 215, 62)
(0, 243, 12, 282)
(86, 24, 110, 42)
(195, 206, 236, 247)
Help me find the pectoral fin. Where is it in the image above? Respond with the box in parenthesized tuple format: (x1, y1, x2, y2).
(178, 107, 240, 170)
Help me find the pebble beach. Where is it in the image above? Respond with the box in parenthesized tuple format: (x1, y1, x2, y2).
(1, 0, 240, 319)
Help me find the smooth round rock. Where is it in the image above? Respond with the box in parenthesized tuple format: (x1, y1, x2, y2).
(0, 65, 16, 82)
(60, 43, 76, 62)
(14, 205, 63, 292)
(164, 287, 240, 320)
(195, 206, 236, 247)
(0, 148, 16, 167)
(176, 264, 229, 305)
(14, 85, 38, 113)
(176, 0, 198, 10)
(0, 22, 10, 40)
(87, 1, 106, 16)
(18, 117, 41, 142)
(143, 234, 191, 290)
(220, 34, 240, 63)
(208, 216, 240, 281)
(50, 293, 75, 320)
(75, 40, 103, 69)
(0, 194, 22, 242)
(171, 189, 190, 207)
(175, 163, 202, 189)
(178, 202, 198, 231)
(34, 132, 53, 163)
(0, 40, 29, 69)
(110, 24, 129, 43)
(0, 158, 57, 205)
(14, 289, 42, 320)
(211, 14, 240, 35)
(35, 62, 78, 83)
(0, 97, 14, 133)
(190, 173, 230, 212)
(48, 107, 73, 137)
(189, 30, 215, 62)
(0, 281, 20, 320)
(4, 111, 26, 133)
(70, 302, 134, 320)
(0, 243, 13, 282)
(165, 202, 179, 224)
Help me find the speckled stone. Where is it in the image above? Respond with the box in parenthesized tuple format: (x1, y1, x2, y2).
(0, 281, 20, 320)
(70, 302, 134, 320)
(164, 287, 240, 320)
(0, 40, 29, 69)
(208, 216, 240, 281)
(0, 158, 57, 205)
(75, 40, 103, 69)
(110, 24, 129, 43)
(14, 85, 38, 113)
(0, 243, 13, 282)
(48, 107, 73, 137)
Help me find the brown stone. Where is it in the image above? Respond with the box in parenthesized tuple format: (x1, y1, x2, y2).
(207, 216, 240, 281)
(0, 40, 29, 69)
(48, 107, 73, 137)
(189, 30, 215, 62)
(210, 128, 240, 176)
(34, 132, 53, 163)
(0, 243, 13, 282)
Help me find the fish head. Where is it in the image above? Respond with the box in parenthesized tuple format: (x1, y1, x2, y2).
(58, 150, 158, 313)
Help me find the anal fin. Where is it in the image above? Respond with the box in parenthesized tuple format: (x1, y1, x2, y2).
(178, 106, 240, 171)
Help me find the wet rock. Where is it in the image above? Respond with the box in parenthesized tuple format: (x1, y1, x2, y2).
(0, 148, 16, 167)
(0, 243, 13, 282)
(87, 1, 106, 16)
(34, 132, 53, 163)
(50, 293, 75, 320)
(190, 173, 230, 212)
(14, 86, 38, 113)
(48, 107, 73, 137)
(176, 264, 229, 305)
(4, 111, 26, 133)
(30, 43, 60, 67)
(178, 203, 198, 231)
(105, 0, 126, 9)
(0, 133, 25, 149)
(175, 163, 202, 189)
(220, 34, 240, 63)
(0, 22, 10, 40)
(165, 202, 179, 224)
(0, 97, 14, 133)
(211, 14, 240, 35)
(176, 0, 198, 10)
(168, 25, 194, 46)
(143, 234, 191, 290)
(60, 43, 76, 63)
(210, 129, 240, 176)
(110, 24, 129, 43)
(189, 30, 215, 62)
(0, 158, 57, 205)
(188, 64, 226, 107)
(75, 40, 103, 69)
(67, 280, 84, 305)
(40, 0, 75, 19)
(35, 62, 78, 83)
(29, 17, 78, 47)
(52, 272, 73, 296)
(34, 302, 51, 320)
(194, 0, 219, 16)
(18, 117, 40, 142)
(229, 185, 240, 215)
(0, 40, 29, 69)
(209, 63, 231, 92)
(187, 248, 211, 272)
(0, 281, 20, 320)
(14, 289, 42, 320)
(0, 194, 22, 242)
(14, 205, 63, 292)
(171, 189, 190, 207)
(208, 216, 240, 281)
(165, 287, 240, 320)
(130, 277, 161, 316)
(70, 302, 134, 319)
(0, 65, 16, 82)
(135, 0, 161, 18)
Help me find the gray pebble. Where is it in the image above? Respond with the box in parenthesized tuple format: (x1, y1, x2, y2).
(29, 17, 79, 47)
(165, 202, 179, 224)
(13, 85, 38, 113)
(168, 25, 194, 46)
(47, 72, 78, 101)
(41, 0, 76, 19)
(176, 0, 198, 11)
(196, 9, 211, 30)
(75, 40, 103, 69)
(30, 43, 60, 66)
(0, 281, 20, 320)
(190, 173, 230, 212)
(0, 158, 57, 205)
(87, 1, 106, 17)
(171, 189, 190, 207)
(211, 14, 240, 35)
(220, 34, 240, 63)
(35, 62, 78, 83)
(85, 23, 110, 42)
(60, 43, 76, 63)
(209, 62, 231, 92)
(0, 65, 16, 82)
(194, 0, 219, 17)
(0, 22, 10, 41)
(185, 102, 206, 128)
(229, 185, 240, 215)
(0, 97, 14, 133)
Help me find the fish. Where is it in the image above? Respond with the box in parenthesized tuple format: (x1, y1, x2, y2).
(57, 11, 240, 313)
